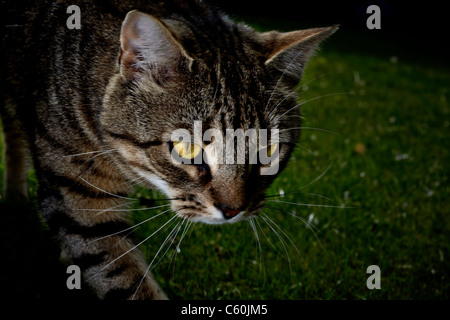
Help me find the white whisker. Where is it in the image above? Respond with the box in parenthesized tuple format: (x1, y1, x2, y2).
(275, 92, 352, 122)
(261, 213, 301, 258)
(86, 149, 117, 162)
(89, 213, 178, 281)
(89, 209, 172, 243)
(132, 217, 185, 299)
(78, 176, 136, 201)
(293, 142, 313, 154)
(72, 201, 132, 214)
(74, 203, 171, 212)
(267, 199, 353, 209)
(299, 164, 332, 191)
(264, 46, 309, 114)
(267, 91, 298, 119)
(283, 210, 323, 247)
(170, 219, 193, 269)
(259, 213, 294, 280)
(279, 126, 339, 136)
(248, 218, 265, 277)
(64, 149, 119, 158)
(254, 216, 282, 256)
(306, 193, 334, 202)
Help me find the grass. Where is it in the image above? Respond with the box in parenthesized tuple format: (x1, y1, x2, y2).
(1, 21, 449, 300)
(142, 46, 450, 299)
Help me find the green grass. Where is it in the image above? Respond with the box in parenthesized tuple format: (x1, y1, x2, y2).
(138, 47, 450, 299)
(1, 26, 449, 299)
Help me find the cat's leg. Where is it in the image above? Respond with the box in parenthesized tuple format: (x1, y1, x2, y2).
(36, 155, 167, 300)
(0, 100, 30, 201)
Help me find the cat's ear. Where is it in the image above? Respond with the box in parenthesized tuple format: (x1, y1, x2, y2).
(119, 10, 193, 84)
(262, 26, 338, 86)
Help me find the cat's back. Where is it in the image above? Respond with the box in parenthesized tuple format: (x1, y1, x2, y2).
(1, 1, 112, 107)
(1, 0, 231, 108)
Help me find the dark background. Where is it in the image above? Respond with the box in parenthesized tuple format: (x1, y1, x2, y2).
(211, 0, 448, 59)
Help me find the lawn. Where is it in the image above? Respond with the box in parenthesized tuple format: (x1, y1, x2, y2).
(1, 19, 449, 300)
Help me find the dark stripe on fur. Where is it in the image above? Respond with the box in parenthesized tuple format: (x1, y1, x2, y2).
(48, 174, 129, 199)
(106, 264, 127, 278)
(103, 277, 143, 300)
(46, 209, 130, 239)
(73, 251, 108, 271)
(105, 130, 163, 149)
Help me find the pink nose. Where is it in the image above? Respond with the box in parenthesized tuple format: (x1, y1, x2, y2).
(222, 208, 241, 219)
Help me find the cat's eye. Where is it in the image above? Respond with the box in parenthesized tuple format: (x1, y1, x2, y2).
(173, 141, 202, 160)
(257, 143, 279, 160)
(249, 143, 279, 172)
(265, 143, 278, 158)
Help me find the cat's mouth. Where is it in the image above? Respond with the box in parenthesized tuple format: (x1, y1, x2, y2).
(174, 204, 245, 225)
(172, 199, 260, 225)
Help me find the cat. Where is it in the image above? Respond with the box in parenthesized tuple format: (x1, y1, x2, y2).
(1, 0, 337, 299)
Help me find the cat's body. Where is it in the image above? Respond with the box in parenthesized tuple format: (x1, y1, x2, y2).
(1, 0, 336, 299)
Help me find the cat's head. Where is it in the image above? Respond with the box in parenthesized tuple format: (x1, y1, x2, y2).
(101, 8, 336, 224)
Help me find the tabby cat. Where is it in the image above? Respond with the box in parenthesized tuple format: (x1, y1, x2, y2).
(1, 0, 336, 299)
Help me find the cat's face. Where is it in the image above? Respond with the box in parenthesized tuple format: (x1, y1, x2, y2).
(101, 10, 336, 224)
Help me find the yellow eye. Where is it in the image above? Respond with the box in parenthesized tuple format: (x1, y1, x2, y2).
(264, 143, 278, 158)
(173, 141, 202, 160)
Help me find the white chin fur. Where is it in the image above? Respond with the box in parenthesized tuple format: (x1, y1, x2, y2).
(137, 171, 172, 198)
(189, 207, 244, 225)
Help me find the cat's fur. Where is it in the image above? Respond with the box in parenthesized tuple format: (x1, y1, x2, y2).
(1, 0, 336, 299)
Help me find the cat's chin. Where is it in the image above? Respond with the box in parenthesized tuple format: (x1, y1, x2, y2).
(189, 216, 245, 225)
(178, 207, 247, 225)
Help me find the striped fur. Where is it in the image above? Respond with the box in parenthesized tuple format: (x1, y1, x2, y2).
(1, 0, 336, 299)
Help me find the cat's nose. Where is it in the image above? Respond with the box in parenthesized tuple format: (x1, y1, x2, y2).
(217, 205, 243, 220)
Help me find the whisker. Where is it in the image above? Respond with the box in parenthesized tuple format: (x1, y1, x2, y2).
(145, 197, 180, 202)
(268, 72, 331, 121)
(148, 218, 184, 271)
(132, 216, 185, 299)
(89, 209, 172, 243)
(265, 204, 324, 249)
(264, 203, 321, 234)
(267, 91, 298, 119)
(299, 72, 330, 88)
(248, 217, 265, 277)
(258, 213, 294, 281)
(261, 212, 301, 259)
(93, 201, 135, 216)
(285, 211, 323, 248)
(279, 126, 339, 136)
(298, 164, 332, 191)
(64, 149, 119, 158)
(293, 142, 313, 154)
(170, 219, 193, 271)
(74, 203, 171, 212)
(259, 213, 290, 260)
(86, 149, 117, 162)
(254, 216, 283, 256)
(267, 199, 353, 209)
(115, 175, 148, 190)
(274, 92, 352, 122)
(79, 176, 137, 201)
(88, 213, 178, 281)
(306, 193, 334, 202)
(265, 165, 331, 199)
(264, 46, 309, 113)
